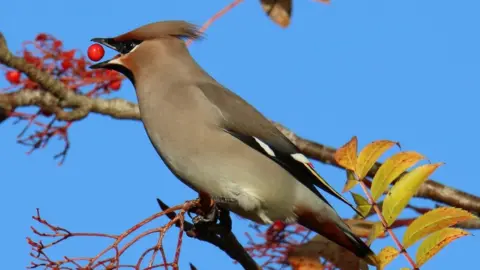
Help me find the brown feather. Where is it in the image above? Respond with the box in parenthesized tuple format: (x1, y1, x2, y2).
(296, 210, 379, 266)
(113, 20, 203, 41)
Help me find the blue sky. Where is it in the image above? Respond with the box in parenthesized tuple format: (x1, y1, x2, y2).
(1, 0, 479, 269)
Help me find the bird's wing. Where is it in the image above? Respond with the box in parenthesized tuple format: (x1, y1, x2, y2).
(197, 82, 362, 216)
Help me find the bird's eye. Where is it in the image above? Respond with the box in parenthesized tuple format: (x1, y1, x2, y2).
(119, 40, 142, 54)
(127, 42, 136, 51)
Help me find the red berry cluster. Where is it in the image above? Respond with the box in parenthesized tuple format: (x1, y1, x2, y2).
(3, 33, 124, 94)
(1, 33, 127, 164)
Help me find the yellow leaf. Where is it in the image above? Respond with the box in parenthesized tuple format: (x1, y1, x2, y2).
(351, 192, 372, 217)
(260, 0, 292, 28)
(416, 228, 470, 267)
(371, 151, 424, 201)
(366, 222, 385, 246)
(343, 170, 358, 193)
(399, 268, 410, 270)
(403, 207, 478, 248)
(382, 163, 443, 226)
(334, 136, 358, 171)
(376, 246, 399, 270)
(356, 140, 398, 180)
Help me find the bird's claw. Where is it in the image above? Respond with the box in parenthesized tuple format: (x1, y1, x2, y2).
(191, 202, 219, 226)
(188, 202, 232, 236)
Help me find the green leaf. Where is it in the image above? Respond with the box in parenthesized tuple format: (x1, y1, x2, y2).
(342, 170, 358, 193)
(351, 192, 371, 217)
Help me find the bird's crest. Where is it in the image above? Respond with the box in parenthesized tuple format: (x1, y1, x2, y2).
(113, 20, 203, 42)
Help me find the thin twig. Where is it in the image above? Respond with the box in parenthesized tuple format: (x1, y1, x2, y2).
(357, 180, 419, 270)
(186, 0, 245, 46)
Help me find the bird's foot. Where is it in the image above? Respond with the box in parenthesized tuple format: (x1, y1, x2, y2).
(191, 202, 219, 225)
(190, 193, 217, 222)
(189, 202, 232, 236)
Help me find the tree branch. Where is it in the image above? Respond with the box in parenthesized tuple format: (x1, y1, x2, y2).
(156, 199, 259, 270)
(28, 200, 259, 270)
(0, 34, 71, 101)
(1, 31, 479, 216)
(0, 88, 139, 121)
(274, 123, 480, 215)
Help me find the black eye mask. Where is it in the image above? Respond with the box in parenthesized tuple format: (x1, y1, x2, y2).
(117, 40, 142, 54)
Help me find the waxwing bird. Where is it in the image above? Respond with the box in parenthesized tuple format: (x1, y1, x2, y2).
(89, 20, 378, 267)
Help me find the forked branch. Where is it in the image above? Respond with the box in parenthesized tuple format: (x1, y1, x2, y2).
(28, 199, 259, 270)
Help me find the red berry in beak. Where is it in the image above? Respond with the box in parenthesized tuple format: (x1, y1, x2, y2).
(87, 44, 105, 62)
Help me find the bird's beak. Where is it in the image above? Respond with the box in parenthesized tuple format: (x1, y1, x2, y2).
(90, 38, 119, 51)
(89, 37, 124, 69)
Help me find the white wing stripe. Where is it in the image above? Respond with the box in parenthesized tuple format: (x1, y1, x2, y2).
(291, 153, 311, 164)
(253, 137, 276, 157)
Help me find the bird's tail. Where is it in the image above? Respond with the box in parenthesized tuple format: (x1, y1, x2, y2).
(298, 213, 378, 267)
(339, 224, 379, 266)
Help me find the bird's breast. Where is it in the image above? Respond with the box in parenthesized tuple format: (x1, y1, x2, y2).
(136, 85, 225, 186)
